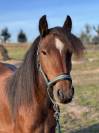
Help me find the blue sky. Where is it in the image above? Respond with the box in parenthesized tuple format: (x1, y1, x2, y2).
(0, 0, 99, 42)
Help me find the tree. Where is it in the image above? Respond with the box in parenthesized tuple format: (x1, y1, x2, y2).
(80, 31, 88, 44)
(92, 36, 99, 45)
(80, 24, 92, 44)
(92, 25, 99, 44)
(85, 24, 91, 35)
(1, 27, 11, 43)
(17, 30, 27, 43)
(93, 25, 99, 36)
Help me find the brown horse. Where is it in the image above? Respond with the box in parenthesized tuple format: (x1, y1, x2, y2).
(0, 15, 84, 133)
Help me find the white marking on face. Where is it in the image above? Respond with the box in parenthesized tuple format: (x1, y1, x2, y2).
(55, 38, 64, 54)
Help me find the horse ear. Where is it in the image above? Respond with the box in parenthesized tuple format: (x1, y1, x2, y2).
(63, 15, 72, 33)
(39, 15, 48, 37)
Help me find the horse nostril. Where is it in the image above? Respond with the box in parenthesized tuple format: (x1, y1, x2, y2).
(57, 89, 64, 100)
(57, 87, 74, 103)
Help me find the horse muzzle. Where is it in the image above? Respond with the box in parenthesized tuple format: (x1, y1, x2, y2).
(53, 84, 74, 104)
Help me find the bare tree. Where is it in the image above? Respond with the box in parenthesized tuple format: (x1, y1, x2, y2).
(93, 25, 99, 36)
(93, 25, 99, 44)
(80, 24, 92, 44)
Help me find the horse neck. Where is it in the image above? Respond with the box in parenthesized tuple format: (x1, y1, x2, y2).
(35, 73, 51, 108)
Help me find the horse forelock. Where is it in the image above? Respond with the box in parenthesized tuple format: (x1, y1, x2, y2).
(50, 27, 85, 56)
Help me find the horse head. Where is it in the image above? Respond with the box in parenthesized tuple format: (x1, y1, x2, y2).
(37, 15, 84, 104)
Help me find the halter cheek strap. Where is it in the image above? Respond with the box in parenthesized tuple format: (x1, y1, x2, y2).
(39, 65, 71, 86)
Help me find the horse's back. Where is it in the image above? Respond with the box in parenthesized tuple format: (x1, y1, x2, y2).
(0, 62, 15, 133)
(0, 62, 16, 74)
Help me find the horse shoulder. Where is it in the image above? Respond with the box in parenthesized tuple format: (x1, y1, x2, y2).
(14, 105, 42, 133)
(0, 62, 13, 101)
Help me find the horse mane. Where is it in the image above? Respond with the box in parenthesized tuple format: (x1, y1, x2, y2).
(6, 36, 40, 115)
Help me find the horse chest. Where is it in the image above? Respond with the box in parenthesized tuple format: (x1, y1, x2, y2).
(14, 106, 55, 133)
(30, 108, 56, 133)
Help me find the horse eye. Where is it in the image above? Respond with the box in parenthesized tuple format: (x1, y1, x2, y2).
(41, 50, 47, 55)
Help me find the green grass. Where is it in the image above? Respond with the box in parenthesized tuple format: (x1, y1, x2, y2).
(4, 44, 30, 60)
(85, 50, 99, 59)
(75, 85, 99, 110)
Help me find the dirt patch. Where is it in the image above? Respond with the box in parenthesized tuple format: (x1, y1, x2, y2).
(72, 58, 99, 64)
(61, 102, 89, 119)
(83, 68, 99, 74)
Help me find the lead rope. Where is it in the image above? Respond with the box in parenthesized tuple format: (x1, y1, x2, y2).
(47, 86, 61, 133)
(53, 104, 62, 133)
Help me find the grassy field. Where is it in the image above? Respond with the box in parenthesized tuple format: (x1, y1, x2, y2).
(60, 46, 99, 133)
(1, 44, 99, 133)
(3, 43, 30, 60)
